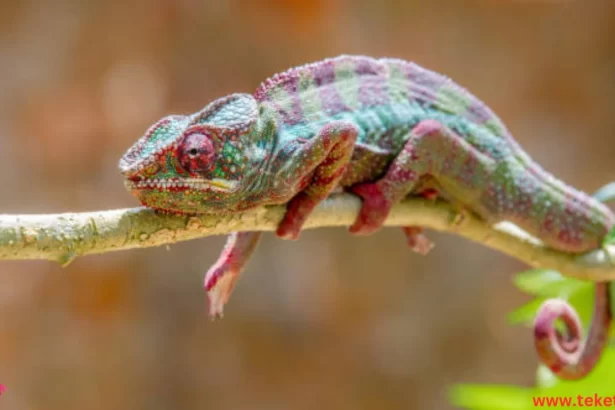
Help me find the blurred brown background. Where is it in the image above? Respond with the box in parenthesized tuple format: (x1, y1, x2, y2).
(0, 1, 614, 409)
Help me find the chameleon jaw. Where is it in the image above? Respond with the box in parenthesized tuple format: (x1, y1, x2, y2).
(125, 177, 238, 193)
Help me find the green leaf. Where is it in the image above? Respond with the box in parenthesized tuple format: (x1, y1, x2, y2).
(603, 225, 615, 247)
(508, 298, 547, 325)
(509, 284, 593, 328)
(566, 286, 594, 325)
(513, 269, 588, 298)
(594, 182, 615, 246)
(450, 384, 534, 410)
(513, 269, 562, 294)
(535, 365, 558, 389)
(592, 181, 615, 203)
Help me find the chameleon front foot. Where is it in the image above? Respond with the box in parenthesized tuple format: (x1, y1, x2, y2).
(205, 265, 238, 319)
(276, 192, 317, 240)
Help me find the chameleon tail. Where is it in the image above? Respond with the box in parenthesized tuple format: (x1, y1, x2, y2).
(503, 157, 615, 253)
(534, 282, 611, 379)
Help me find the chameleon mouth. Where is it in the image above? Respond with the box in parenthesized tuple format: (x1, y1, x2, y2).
(125, 177, 238, 193)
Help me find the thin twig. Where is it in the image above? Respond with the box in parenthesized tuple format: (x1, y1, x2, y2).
(0, 194, 613, 280)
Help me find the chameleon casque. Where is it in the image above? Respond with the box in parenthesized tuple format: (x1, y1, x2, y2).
(120, 55, 614, 380)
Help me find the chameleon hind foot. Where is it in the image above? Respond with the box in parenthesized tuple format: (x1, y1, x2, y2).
(402, 226, 434, 255)
(348, 183, 433, 253)
(348, 181, 392, 236)
(204, 232, 262, 318)
(402, 187, 438, 254)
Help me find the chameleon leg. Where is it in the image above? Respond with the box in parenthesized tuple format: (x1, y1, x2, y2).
(204, 231, 262, 318)
(276, 121, 360, 240)
(534, 282, 612, 380)
(349, 119, 490, 236)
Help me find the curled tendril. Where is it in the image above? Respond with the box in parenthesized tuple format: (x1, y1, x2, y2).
(534, 282, 612, 380)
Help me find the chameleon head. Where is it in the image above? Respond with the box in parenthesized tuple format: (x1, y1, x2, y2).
(119, 94, 261, 214)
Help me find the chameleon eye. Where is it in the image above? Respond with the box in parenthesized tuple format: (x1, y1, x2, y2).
(179, 132, 215, 174)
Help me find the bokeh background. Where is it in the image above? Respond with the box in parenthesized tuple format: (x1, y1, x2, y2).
(0, 1, 614, 409)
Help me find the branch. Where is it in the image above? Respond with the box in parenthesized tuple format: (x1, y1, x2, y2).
(0, 194, 613, 280)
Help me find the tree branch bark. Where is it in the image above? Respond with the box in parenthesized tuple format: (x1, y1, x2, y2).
(0, 194, 613, 280)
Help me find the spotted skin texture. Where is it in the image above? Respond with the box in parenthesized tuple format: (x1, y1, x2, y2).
(120, 55, 614, 379)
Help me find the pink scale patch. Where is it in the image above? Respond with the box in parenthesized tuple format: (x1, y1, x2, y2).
(466, 101, 493, 124)
(403, 63, 446, 105)
(281, 72, 304, 125)
(312, 60, 350, 115)
(355, 59, 388, 108)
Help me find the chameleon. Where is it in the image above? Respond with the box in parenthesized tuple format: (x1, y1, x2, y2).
(119, 55, 614, 380)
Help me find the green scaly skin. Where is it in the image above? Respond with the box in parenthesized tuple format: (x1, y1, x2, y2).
(120, 55, 613, 380)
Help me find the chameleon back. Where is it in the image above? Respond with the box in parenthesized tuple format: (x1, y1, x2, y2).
(253, 55, 512, 145)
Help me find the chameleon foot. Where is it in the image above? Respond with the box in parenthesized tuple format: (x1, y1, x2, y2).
(205, 265, 237, 319)
(402, 226, 434, 255)
(276, 192, 317, 240)
(204, 232, 261, 318)
(348, 182, 392, 235)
